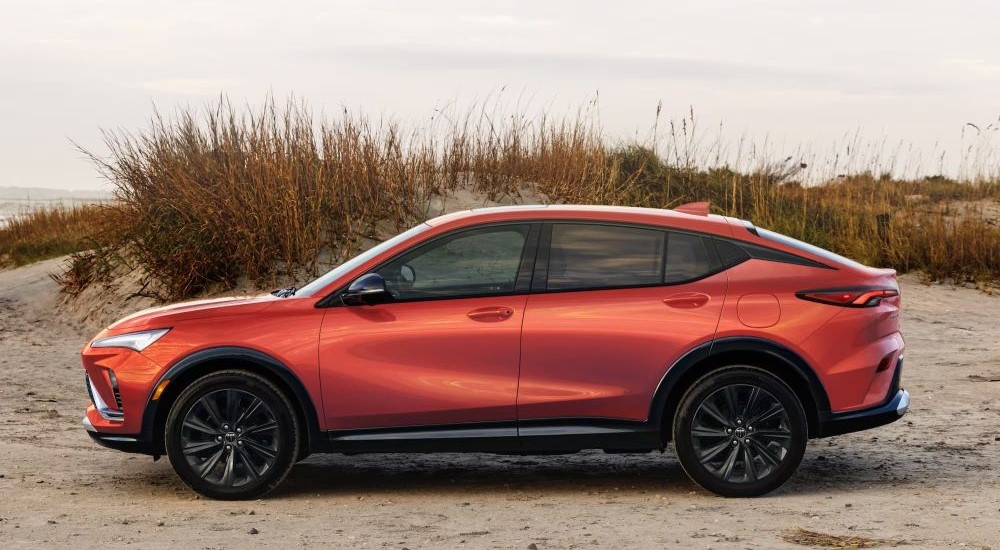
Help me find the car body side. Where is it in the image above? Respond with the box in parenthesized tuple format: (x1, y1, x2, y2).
(81, 205, 905, 457)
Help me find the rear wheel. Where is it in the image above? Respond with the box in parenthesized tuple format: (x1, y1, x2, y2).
(165, 370, 299, 500)
(673, 366, 807, 497)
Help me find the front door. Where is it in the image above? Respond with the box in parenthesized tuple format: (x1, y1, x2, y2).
(318, 223, 537, 431)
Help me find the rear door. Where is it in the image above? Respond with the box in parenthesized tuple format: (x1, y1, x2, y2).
(517, 222, 728, 423)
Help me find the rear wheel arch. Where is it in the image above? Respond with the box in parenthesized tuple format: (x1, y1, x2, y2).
(651, 337, 830, 441)
(142, 347, 320, 459)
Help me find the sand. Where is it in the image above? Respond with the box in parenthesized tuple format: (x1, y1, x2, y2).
(0, 257, 998, 549)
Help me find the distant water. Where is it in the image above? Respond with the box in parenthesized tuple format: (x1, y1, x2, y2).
(0, 188, 110, 228)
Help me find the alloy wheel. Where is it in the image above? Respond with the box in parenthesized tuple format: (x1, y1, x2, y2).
(689, 383, 793, 483)
(179, 389, 281, 488)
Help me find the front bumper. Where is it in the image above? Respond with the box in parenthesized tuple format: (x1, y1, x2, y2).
(82, 415, 156, 455)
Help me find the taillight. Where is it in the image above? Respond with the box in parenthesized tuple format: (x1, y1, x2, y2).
(796, 287, 898, 307)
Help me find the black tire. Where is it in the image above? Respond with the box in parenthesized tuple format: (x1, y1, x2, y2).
(673, 366, 807, 497)
(165, 370, 300, 500)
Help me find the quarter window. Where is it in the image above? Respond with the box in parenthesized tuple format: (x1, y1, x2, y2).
(376, 225, 530, 300)
(664, 232, 715, 283)
(546, 224, 665, 290)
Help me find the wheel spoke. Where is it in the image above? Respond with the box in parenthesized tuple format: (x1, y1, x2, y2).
(698, 439, 734, 463)
(182, 440, 220, 456)
(743, 446, 758, 481)
(723, 385, 739, 419)
(718, 445, 739, 481)
(243, 419, 278, 436)
(225, 389, 239, 425)
(183, 416, 219, 436)
(749, 402, 784, 426)
(197, 447, 225, 478)
(699, 401, 732, 427)
(234, 397, 263, 428)
(221, 449, 235, 487)
(755, 428, 792, 441)
(236, 446, 262, 480)
(199, 395, 226, 428)
(243, 439, 278, 460)
(750, 439, 783, 467)
(742, 386, 760, 419)
(691, 426, 729, 438)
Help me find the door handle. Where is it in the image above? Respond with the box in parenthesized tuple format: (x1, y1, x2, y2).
(662, 293, 710, 309)
(467, 306, 515, 321)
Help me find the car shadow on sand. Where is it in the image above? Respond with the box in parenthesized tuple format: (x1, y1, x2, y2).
(260, 445, 932, 499)
(109, 441, 953, 500)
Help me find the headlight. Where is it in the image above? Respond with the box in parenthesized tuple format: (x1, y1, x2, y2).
(91, 328, 171, 351)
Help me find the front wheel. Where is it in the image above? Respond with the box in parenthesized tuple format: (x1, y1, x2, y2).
(165, 370, 300, 500)
(673, 366, 807, 497)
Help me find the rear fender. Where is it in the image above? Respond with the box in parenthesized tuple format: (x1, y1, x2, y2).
(649, 337, 832, 439)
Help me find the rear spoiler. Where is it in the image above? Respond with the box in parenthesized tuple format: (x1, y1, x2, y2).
(673, 201, 710, 216)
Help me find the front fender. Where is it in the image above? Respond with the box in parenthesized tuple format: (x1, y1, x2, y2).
(138, 346, 322, 455)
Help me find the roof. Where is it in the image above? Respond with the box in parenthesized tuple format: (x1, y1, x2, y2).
(424, 204, 736, 237)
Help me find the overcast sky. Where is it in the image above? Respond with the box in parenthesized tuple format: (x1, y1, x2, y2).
(2, 0, 998, 190)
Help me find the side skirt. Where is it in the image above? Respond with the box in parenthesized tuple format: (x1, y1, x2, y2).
(319, 419, 662, 454)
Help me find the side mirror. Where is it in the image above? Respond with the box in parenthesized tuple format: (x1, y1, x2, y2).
(342, 273, 391, 306)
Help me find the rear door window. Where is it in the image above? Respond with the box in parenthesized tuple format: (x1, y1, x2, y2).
(546, 224, 665, 290)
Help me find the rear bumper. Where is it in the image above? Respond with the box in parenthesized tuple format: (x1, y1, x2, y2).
(816, 389, 909, 438)
(82, 415, 157, 455)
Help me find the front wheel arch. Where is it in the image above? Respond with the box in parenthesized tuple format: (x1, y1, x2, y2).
(142, 348, 320, 459)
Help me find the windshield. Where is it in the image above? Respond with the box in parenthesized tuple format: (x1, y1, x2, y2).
(296, 223, 431, 297)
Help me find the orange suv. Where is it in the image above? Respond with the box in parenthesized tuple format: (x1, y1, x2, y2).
(82, 204, 908, 499)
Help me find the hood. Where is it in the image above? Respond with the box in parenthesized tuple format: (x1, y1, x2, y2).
(109, 295, 277, 330)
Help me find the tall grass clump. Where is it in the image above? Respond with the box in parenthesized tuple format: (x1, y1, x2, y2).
(0, 204, 105, 268)
(69, 96, 999, 300)
(80, 99, 442, 297)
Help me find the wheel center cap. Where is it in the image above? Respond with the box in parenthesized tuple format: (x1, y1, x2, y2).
(734, 427, 747, 439)
(224, 431, 238, 443)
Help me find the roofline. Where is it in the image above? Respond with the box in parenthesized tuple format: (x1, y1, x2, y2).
(425, 204, 732, 229)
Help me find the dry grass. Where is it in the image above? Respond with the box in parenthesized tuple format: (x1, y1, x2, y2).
(781, 527, 906, 548)
(40, 96, 1000, 299)
(0, 204, 105, 268)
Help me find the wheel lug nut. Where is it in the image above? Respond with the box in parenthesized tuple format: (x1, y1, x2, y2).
(225, 445, 231, 451)
(736, 419, 743, 425)
(237, 441, 243, 446)
(732, 440, 738, 445)
(748, 426, 754, 431)
(744, 439, 751, 444)
(236, 428, 242, 433)
(223, 425, 230, 430)
(726, 428, 733, 434)
(216, 436, 222, 442)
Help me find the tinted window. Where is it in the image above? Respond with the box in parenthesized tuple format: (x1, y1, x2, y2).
(664, 232, 715, 283)
(297, 223, 430, 297)
(756, 227, 857, 268)
(377, 225, 529, 300)
(712, 238, 751, 268)
(546, 224, 665, 290)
